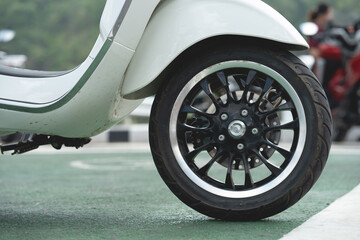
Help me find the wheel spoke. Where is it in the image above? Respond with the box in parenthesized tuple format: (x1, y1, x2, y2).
(241, 70, 257, 103)
(184, 141, 215, 163)
(200, 79, 221, 109)
(181, 104, 214, 118)
(265, 119, 299, 132)
(216, 71, 227, 87)
(262, 77, 274, 94)
(261, 139, 292, 160)
(177, 122, 213, 134)
(197, 150, 224, 177)
(216, 71, 234, 102)
(225, 153, 235, 189)
(259, 101, 295, 119)
(241, 153, 254, 188)
(249, 92, 255, 103)
(251, 149, 282, 176)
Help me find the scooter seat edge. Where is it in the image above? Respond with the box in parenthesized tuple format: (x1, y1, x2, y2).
(0, 64, 77, 78)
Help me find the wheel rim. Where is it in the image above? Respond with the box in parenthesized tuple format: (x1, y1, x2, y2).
(169, 61, 307, 198)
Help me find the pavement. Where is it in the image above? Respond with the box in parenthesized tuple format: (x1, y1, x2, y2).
(0, 142, 359, 240)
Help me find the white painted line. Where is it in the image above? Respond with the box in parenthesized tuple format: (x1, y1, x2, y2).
(70, 157, 155, 171)
(280, 184, 360, 240)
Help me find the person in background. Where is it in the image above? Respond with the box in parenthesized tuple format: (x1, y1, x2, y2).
(308, 2, 334, 58)
(307, 3, 342, 108)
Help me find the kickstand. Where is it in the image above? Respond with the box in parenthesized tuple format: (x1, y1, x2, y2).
(1, 134, 91, 155)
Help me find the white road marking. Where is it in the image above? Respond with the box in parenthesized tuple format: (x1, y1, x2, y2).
(280, 184, 360, 240)
(70, 157, 155, 171)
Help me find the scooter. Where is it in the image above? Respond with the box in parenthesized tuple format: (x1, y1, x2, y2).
(300, 21, 360, 141)
(0, 0, 332, 221)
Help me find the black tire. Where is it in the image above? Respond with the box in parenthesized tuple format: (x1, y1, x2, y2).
(149, 45, 332, 221)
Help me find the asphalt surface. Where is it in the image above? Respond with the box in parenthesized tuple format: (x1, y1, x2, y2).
(0, 144, 359, 240)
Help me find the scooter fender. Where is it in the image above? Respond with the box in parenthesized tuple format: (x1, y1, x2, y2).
(121, 0, 309, 99)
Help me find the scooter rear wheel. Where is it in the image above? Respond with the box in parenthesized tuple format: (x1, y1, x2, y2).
(149, 45, 332, 220)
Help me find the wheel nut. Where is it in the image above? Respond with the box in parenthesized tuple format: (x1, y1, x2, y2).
(241, 109, 249, 117)
(220, 113, 228, 121)
(252, 128, 259, 135)
(237, 143, 244, 150)
(218, 135, 225, 141)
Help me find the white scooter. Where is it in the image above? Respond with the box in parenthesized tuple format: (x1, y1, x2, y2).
(0, 0, 332, 221)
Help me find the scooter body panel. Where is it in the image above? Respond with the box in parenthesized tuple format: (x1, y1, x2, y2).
(0, 41, 142, 138)
(112, 0, 161, 50)
(121, 0, 309, 98)
(100, 0, 127, 40)
(0, 57, 93, 105)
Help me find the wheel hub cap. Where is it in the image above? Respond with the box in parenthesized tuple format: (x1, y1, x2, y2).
(227, 120, 246, 139)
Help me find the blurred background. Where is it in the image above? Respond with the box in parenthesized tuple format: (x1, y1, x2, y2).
(0, 0, 359, 71)
(0, 0, 106, 70)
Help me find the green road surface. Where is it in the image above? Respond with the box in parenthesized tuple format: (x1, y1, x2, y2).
(0, 150, 359, 240)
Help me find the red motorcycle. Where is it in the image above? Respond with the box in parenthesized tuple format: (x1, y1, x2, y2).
(303, 21, 360, 141)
